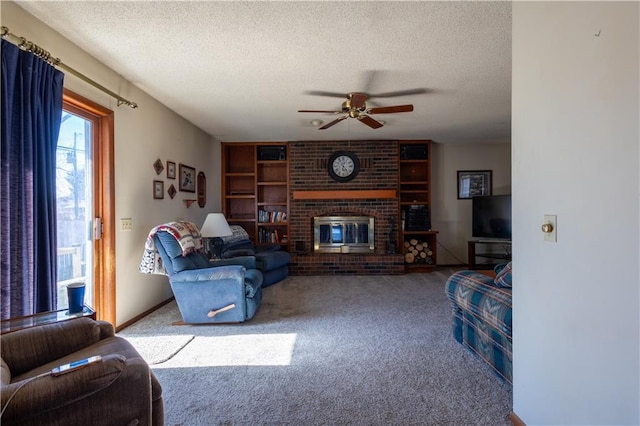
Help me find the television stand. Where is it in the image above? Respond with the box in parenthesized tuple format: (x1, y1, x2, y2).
(468, 240, 512, 270)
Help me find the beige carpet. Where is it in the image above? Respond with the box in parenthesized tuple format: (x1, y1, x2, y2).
(119, 270, 512, 425)
(122, 334, 195, 365)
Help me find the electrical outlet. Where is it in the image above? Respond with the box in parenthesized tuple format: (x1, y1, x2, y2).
(543, 215, 557, 242)
(120, 218, 132, 231)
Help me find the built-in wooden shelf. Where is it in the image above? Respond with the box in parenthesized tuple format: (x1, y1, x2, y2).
(292, 190, 397, 200)
(399, 141, 436, 272)
(222, 142, 289, 248)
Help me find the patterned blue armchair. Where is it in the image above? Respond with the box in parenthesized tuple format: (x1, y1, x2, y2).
(152, 228, 263, 324)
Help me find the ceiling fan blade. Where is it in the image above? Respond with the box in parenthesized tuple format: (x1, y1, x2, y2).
(319, 116, 347, 130)
(350, 92, 367, 110)
(367, 104, 414, 114)
(304, 90, 348, 98)
(298, 109, 342, 114)
(368, 88, 428, 98)
(358, 115, 384, 129)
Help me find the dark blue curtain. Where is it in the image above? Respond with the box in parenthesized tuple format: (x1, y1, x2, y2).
(1, 39, 64, 319)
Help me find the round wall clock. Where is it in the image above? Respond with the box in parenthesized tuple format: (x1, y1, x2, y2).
(328, 151, 360, 182)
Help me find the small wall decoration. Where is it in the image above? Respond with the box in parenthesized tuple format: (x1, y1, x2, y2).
(153, 159, 164, 175)
(457, 170, 492, 199)
(166, 161, 176, 179)
(179, 163, 196, 192)
(197, 171, 206, 207)
(153, 180, 164, 199)
(167, 184, 177, 199)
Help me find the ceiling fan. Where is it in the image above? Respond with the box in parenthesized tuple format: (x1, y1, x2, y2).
(298, 92, 415, 130)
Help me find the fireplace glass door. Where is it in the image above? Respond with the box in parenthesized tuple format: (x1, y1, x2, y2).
(314, 217, 374, 253)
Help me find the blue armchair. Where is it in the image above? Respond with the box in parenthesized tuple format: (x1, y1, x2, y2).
(152, 229, 263, 324)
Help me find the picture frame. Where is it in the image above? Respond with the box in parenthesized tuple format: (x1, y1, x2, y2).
(153, 159, 164, 175)
(166, 161, 176, 179)
(153, 180, 164, 199)
(197, 171, 206, 208)
(457, 170, 492, 199)
(179, 163, 196, 192)
(167, 184, 177, 199)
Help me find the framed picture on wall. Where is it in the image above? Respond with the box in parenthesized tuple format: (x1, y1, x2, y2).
(153, 180, 164, 199)
(179, 163, 196, 192)
(153, 159, 164, 175)
(457, 170, 492, 199)
(197, 171, 206, 208)
(166, 161, 176, 179)
(168, 184, 177, 199)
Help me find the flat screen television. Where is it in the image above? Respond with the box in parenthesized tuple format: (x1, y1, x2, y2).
(472, 194, 512, 240)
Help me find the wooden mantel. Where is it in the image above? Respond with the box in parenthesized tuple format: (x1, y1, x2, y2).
(292, 190, 397, 200)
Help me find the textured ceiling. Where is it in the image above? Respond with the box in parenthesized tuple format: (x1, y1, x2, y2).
(16, 1, 511, 144)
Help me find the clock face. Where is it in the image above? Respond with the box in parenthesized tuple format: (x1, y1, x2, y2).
(332, 155, 355, 177)
(328, 151, 359, 182)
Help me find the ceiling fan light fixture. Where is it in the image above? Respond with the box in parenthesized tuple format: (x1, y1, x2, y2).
(300, 90, 414, 130)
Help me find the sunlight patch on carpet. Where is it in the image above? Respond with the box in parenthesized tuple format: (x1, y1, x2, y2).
(124, 335, 195, 365)
(153, 333, 297, 368)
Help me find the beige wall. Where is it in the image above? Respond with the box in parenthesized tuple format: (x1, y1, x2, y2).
(431, 142, 511, 264)
(1, 1, 221, 326)
(513, 2, 639, 424)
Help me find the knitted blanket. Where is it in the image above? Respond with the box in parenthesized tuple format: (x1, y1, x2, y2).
(139, 221, 203, 275)
(221, 225, 251, 246)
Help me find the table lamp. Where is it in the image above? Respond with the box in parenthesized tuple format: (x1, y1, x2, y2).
(200, 213, 233, 259)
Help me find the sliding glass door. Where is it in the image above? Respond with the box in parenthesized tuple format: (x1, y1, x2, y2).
(56, 112, 94, 310)
(56, 90, 115, 325)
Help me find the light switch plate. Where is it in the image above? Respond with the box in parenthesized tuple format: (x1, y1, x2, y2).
(120, 218, 132, 231)
(543, 214, 557, 242)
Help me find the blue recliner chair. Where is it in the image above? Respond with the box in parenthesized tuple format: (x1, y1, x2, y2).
(153, 229, 263, 324)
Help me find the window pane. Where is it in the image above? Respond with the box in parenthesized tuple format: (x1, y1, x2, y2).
(345, 223, 356, 244)
(319, 224, 331, 243)
(331, 225, 343, 243)
(358, 224, 369, 244)
(56, 112, 93, 310)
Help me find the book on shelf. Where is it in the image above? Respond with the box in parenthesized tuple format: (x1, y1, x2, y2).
(259, 210, 287, 223)
(258, 228, 281, 243)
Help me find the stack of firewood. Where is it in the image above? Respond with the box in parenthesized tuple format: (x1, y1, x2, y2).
(404, 239, 434, 264)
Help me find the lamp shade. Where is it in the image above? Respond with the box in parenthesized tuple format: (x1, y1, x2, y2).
(200, 213, 232, 238)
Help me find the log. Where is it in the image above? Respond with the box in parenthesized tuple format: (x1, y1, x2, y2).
(403, 238, 433, 265)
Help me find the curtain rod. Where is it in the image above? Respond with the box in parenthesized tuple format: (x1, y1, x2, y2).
(1, 26, 138, 109)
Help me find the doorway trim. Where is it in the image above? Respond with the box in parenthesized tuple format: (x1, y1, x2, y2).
(63, 89, 115, 325)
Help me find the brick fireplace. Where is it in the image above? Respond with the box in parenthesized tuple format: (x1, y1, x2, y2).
(288, 140, 404, 275)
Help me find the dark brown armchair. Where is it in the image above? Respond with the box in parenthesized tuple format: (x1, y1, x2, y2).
(0, 317, 163, 425)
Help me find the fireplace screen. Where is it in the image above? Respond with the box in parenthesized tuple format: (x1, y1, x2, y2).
(314, 216, 375, 253)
